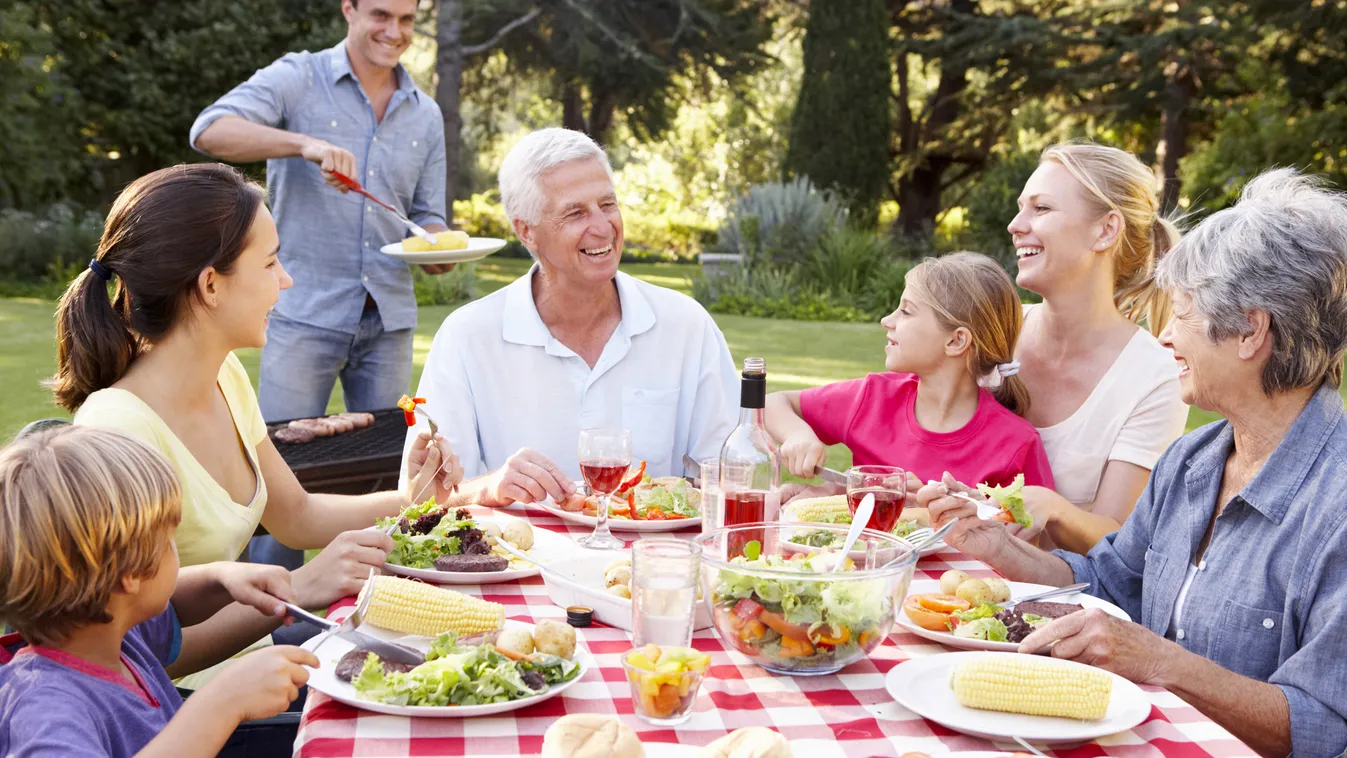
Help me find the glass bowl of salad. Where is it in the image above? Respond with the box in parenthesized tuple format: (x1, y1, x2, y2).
(692, 523, 917, 676)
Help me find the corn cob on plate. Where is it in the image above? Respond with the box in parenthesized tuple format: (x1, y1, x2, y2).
(302, 616, 592, 717)
(894, 579, 1130, 653)
(885, 651, 1149, 743)
(373, 515, 572, 585)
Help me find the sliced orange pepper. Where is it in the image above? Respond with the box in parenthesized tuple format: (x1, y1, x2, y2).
(811, 624, 851, 646)
(738, 618, 767, 643)
(778, 635, 815, 658)
(759, 611, 810, 641)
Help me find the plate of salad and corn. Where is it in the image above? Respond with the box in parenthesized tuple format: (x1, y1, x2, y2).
(303, 574, 590, 717)
(885, 651, 1149, 742)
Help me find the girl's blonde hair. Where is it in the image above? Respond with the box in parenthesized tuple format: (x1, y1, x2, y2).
(905, 252, 1031, 416)
(1040, 141, 1181, 332)
(0, 425, 182, 645)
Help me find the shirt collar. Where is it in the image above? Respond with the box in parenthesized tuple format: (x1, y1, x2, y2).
(501, 264, 656, 349)
(327, 42, 420, 102)
(1186, 382, 1344, 523)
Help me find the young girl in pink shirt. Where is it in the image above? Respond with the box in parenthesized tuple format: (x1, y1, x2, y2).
(766, 252, 1053, 491)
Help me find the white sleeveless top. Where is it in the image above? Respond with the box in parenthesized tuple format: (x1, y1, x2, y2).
(1026, 310, 1189, 507)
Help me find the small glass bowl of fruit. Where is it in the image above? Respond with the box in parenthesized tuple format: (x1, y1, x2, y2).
(622, 644, 711, 725)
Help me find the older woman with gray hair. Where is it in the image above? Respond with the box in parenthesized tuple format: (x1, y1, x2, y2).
(922, 168, 1347, 757)
(403, 128, 739, 530)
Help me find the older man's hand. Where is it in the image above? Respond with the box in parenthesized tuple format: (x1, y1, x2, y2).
(486, 448, 576, 506)
(1017, 608, 1172, 686)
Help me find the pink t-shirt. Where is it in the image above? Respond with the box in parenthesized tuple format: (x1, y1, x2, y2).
(800, 372, 1054, 489)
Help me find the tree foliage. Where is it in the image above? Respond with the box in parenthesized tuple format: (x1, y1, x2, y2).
(784, 0, 890, 227)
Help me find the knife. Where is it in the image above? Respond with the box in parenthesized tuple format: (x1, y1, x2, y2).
(1004, 582, 1090, 610)
(682, 453, 846, 485)
(283, 569, 424, 666)
(331, 171, 439, 245)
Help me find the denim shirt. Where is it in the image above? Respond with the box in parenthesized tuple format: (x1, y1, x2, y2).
(190, 43, 446, 335)
(1059, 383, 1347, 757)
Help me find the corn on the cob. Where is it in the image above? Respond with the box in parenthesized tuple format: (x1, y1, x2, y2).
(950, 656, 1111, 721)
(789, 495, 851, 524)
(359, 575, 504, 638)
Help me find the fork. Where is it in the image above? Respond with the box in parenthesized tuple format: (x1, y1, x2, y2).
(331, 171, 438, 245)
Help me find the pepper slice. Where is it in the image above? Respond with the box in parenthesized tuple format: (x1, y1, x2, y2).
(397, 394, 427, 427)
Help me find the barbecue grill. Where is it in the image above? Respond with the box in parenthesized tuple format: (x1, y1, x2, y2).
(271, 408, 407, 495)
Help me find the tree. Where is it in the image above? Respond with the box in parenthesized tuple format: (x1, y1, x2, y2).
(30, 0, 345, 201)
(889, 0, 1083, 238)
(784, 0, 891, 227)
(460, 0, 775, 146)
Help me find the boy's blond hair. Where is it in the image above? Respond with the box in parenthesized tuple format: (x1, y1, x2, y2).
(0, 425, 182, 644)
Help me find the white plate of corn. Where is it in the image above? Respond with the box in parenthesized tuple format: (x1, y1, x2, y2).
(380, 235, 507, 264)
(895, 579, 1130, 653)
(886, 651, 1149, 743)
(303, 576, 591, 717)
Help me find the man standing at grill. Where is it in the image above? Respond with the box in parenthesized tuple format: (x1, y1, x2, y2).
(190, 0, 449, 569)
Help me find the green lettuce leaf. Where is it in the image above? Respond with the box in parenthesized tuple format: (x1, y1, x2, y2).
(978, 474, 1032, 528)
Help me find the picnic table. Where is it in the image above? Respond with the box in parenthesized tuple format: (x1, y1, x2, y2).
(292, 503, 1255, 758)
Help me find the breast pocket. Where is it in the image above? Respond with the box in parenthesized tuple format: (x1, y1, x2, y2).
(622, 387, 681, 477)
(1213, 600, 1284, 681)
(1049, 449, 1107, 505)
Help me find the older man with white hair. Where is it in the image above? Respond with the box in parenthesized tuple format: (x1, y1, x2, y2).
(403, 128, 739, 513)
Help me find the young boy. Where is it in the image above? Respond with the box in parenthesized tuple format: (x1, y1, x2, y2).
(0, 426, 320, 757)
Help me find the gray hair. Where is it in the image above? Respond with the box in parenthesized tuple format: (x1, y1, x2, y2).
(497, 128, 614, 226)
(1156, 167, 1347, 394)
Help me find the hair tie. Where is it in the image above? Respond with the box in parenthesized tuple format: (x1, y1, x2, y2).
(88, 259, 112, 282)
(977, 360, 1021, 390)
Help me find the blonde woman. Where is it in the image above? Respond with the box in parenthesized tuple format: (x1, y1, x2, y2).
(925, 142, 1189, 554)
(767, 252, 1054, 492)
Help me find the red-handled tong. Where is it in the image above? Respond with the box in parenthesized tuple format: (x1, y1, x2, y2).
(331, 171, 439, 245)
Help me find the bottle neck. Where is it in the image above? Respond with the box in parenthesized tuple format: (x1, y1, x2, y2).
(737, 407, 766, 428)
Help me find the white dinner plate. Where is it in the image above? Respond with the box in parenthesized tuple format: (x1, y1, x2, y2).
(378, 515, 572, 585)
(302, 619, 591, 718)
(379, 236, 507, 264)
(885, 651, 1150, 743)
(530, 491, 700, 533)
(895, 579, 1131, 652)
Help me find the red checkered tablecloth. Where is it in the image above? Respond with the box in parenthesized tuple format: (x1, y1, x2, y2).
(293, 504, 1254, 758)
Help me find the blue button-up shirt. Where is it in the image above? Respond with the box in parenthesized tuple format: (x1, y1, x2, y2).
(1060, 383, 1347, 757)
(190, 43, 446, 334)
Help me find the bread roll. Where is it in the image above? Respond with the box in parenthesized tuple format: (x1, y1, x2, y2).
(700, 727, 791, 758)
(542, 714, 644, 758)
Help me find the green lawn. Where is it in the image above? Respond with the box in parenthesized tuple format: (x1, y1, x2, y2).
(3, 261, 1341, 472)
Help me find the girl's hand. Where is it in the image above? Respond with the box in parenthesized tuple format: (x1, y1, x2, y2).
(405, 431, 463, 506)
(289, 530, 393, 609)
(780, 431, 828, 479)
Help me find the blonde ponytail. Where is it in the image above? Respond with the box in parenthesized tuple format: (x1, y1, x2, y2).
(1040, 141, 1182, 333)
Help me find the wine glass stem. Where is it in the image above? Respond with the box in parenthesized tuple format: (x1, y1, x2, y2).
(594, 492, 614, 539)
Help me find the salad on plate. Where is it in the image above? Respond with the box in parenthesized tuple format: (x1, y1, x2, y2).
(376, 499, 535, 573)
(344, 627, 581, 707)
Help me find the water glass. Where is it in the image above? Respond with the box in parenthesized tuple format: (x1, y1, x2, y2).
(698, 457, 723, 533)
(631, 539, 701, 648)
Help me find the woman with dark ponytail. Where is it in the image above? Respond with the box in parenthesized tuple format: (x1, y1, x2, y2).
(54, 163, 463, 676)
